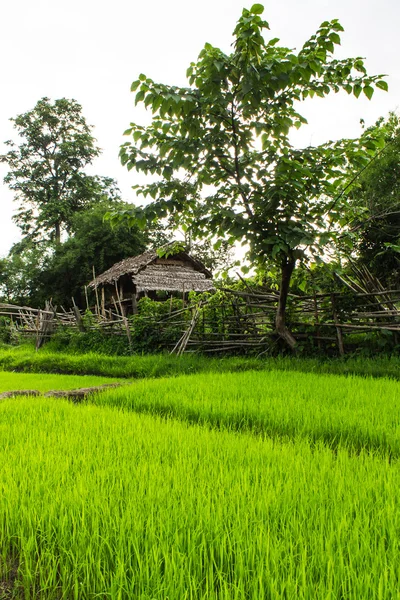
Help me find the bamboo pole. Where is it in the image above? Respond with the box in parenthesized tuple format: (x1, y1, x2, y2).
(92, 266, 100, 316)
(114, 282, 132, 348)
(71, 298, 86, 333)
(331, 294, 344, 356)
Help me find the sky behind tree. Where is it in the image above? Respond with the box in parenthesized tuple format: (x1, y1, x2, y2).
(0, 0, 399, 255)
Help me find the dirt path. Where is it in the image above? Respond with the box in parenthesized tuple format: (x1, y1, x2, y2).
(0, 383, 124, 403)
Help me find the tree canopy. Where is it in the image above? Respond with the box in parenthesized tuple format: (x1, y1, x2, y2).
(1, 97, 112, 244)
(109, 3, 387, 347)
(349, 114, 400, 287)
(0, 200, 147, 308)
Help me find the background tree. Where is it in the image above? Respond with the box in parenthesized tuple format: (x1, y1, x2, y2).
(1, 97, 108, 244)
(111, 3, 387, 347)
(145, 218, 234, 273)
(349, 113, 400, 287)
(0, 200, 147, 308)
(0, 243, 44, 305)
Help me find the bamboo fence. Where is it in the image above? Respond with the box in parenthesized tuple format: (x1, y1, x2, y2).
(1, 276, 399, 355)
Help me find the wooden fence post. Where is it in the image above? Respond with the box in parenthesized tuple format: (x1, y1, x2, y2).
(313, 291, 322, 350)
(331, 294, 344, 356)
(71, 298, 86, 333)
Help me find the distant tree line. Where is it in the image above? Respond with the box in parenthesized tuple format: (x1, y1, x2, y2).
(0, 98, 232, 308)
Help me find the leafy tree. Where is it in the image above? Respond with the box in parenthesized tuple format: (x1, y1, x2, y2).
(111, 4, 387, 347)
(349, 114, 400, 287)
(0, 243, 44, 305)
(17, 201, 147, 308)
(0, 97, 112, 244)
(145, 219, 234, 273)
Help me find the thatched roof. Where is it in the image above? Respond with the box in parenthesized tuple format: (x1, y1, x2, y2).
(89, 249, 214, 293)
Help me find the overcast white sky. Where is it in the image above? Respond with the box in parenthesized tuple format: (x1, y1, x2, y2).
(0, 0, 399, 255)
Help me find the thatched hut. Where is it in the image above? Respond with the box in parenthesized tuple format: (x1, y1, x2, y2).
(88, 248, 214, 314)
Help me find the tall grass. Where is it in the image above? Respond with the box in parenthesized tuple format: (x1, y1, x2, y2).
(93, 369, 400, 457)
(1, 397, 400, 599)
(0, 344, 400, 380)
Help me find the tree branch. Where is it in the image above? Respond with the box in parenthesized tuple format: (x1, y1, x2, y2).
(230, 101, 254, 218)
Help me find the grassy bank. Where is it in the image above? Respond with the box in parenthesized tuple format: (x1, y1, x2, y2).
(0, 344, 400, 380)
(1, 397, 399, 599)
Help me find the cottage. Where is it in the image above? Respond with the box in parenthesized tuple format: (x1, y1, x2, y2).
(88, 248, 214, 314)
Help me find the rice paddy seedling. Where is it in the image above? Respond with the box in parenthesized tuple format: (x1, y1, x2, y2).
(94, 369, 400, 456)
(0, 397, 400, 599)
(0, 344, 400, 380)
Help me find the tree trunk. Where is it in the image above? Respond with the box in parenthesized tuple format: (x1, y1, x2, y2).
(275, 255, 296, 349)
(55, 221, 61, 244)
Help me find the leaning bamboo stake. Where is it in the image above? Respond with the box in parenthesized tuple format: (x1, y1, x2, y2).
(101, 287, 106, 318)
(71, 298, 86, 332)
(171, 304, 201, 355)
(84, 287, 90, 312)
(331, 294, 344, 356)
(313, 290, 322, 350)
(92, 266, 100, 316)
(114, 282, 132, 348)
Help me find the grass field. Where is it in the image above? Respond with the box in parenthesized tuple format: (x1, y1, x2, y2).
(1, 344, 400, 380)
(93, 369, 400, 457)
(0, 364, 399, 598)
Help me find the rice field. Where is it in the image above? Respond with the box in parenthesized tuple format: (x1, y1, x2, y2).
(94, 370, 400, 457)
(1, 344, 400, 380)
(0, 366, 399, 598)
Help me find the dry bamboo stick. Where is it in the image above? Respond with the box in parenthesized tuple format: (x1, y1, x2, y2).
(114, 283, 132, 348)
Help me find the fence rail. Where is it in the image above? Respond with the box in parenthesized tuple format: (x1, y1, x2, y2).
(1, 280, 399, 355)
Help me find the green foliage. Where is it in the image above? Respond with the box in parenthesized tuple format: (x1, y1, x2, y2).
(0, 317, 19, 345)
(349, 113, 400, 286)
(46, 329, 133, 356)
(116, 8, 386, 266)
(156, 241, 186, 258)
(110, 5, 387, 346)
(32, 200, 146, 307)
(0, 97, 108, 244)
(0, 243, 44, 305)
(0, 200, 147, 308)
(129, 297, 185, 352)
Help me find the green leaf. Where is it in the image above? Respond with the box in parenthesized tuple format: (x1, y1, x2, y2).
(250, 3, 264, 14)
(376, 80, 388, 92)
(353, 84, 362, 98)
(329, 32, 341, 45)
(331, 21, 344, 32)
(363, 85, 374, 100)
(135, 91, 145, 105)
(130, 80, 140, 92)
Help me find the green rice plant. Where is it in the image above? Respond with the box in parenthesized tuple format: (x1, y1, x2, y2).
(0, 397, 399, 599)
(94, 369, 400, 457)
(0, 371, 124, 394)
(0, 344, 400, 380)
